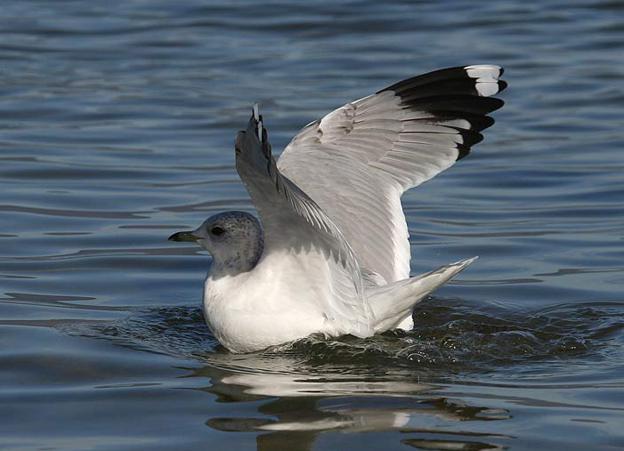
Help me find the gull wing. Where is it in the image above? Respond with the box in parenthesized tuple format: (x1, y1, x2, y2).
(277, 65, 507, 283)
(235, 110, 374, 336)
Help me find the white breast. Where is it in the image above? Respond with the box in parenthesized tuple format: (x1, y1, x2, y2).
(202, 250, 332, 353)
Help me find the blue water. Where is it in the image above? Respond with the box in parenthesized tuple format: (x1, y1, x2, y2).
(1, 1, 623, 449)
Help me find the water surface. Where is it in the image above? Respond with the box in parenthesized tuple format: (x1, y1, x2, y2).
(2, 1, 624, 449)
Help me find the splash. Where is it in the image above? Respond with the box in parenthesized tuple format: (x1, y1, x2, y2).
(68, 298, 624, 379)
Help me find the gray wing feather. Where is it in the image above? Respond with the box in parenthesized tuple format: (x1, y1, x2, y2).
(278, 65, 506, 283)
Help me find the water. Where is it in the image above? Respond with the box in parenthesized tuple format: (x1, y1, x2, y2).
(1, 0, 623, 449)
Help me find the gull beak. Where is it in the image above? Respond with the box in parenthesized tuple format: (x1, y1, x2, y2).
(168, 231, 199, 242)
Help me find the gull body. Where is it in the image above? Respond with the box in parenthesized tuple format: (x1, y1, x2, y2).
(170, 65, 507, 353)
(203, 250, 476, 353)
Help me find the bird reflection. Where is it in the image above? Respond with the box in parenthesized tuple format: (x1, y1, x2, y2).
(189, 353, 510, 451)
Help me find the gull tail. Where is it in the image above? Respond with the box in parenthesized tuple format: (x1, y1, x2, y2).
(367, 257, 477, 333)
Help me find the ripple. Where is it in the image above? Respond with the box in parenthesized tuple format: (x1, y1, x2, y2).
(65, 299, 624, 381)
(0, 204, 149, 219)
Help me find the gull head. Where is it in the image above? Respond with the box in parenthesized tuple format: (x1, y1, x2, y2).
(168, 211, 264, 275)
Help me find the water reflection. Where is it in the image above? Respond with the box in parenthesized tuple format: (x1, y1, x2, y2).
(192, 357, 511, 451)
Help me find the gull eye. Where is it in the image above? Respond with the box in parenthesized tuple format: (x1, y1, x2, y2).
(210, 226, 225, 236)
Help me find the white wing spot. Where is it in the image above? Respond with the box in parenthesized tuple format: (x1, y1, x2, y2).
(442, 119, 471, 129)
(475, 81, 500, 96)
(464, 65, 501, 97)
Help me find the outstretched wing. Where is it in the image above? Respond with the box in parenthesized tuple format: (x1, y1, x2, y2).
(277, 65, 507, 283)
(235, 109, 374, 336)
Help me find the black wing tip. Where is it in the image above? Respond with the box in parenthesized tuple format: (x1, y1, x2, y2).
(378, 65, 506, 162)
(380, 66, 506, 126)
(380, 64, 507, 98)
(457, 145, 471, 161)
(400, 94, 504, 116)
(453, 129, 484, 161)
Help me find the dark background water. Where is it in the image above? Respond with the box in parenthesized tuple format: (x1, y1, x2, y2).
(1, 1, 623, 450)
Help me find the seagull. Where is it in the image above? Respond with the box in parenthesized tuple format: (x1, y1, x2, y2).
(169, 65, 507, 353)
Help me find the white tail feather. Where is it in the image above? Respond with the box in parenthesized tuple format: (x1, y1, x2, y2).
(368, 257, 478, 332)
